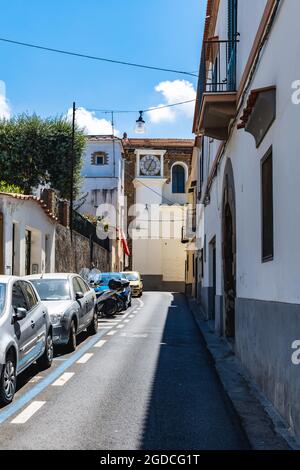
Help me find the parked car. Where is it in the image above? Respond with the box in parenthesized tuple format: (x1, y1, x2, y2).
(27, 273, 98, 352)
(0, 276, 53, 405)
(121, 271, 143, 297)
(91, 273, 132, 310)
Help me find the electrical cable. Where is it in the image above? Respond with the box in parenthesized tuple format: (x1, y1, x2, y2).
(0, 37, 198, 77)
(86, 99, 196, 115)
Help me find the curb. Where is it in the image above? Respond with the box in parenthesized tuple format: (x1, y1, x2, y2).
(187, 297, 299, 451)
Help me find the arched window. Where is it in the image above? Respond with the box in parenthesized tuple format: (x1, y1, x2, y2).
(172, 164, 185, 194)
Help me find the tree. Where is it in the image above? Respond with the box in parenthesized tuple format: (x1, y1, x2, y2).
(0, 114, 86, 199)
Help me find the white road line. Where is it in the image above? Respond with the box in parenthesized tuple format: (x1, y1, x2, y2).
(52, 372, 74, 387)
(124, 319, 130, 323)
(129, 315, 135, 318)
(106, 330, 117, 336)
(76, 353, 93, 364)
(11, 401, 46, 424)
(117, 324, 125, 329)
(94, 339, 107, 348)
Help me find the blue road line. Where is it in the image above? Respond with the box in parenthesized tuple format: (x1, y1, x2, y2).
(0, 328, 108, 424)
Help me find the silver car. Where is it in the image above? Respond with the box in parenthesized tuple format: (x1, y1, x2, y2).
(0, 276, 53, 406)
(27, 274, 98, 351)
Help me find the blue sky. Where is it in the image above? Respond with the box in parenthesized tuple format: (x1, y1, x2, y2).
(0, 0, 205, 138)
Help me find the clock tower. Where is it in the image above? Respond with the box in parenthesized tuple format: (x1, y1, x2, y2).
(123, 138, 193, 292)
(134, 149, 167, 206)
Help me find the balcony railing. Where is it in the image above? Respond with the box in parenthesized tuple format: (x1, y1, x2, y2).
(198, 39, 238, 101)
(181, 208, 197, 244)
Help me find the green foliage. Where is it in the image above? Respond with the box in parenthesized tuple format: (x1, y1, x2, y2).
(0, 180, 24, 194)
(0, 114, 86, 199)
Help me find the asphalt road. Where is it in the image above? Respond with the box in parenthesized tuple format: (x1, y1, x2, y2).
(0, 292, 249, 450)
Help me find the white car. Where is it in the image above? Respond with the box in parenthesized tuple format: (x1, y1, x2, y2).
(26, 274, 98, 351)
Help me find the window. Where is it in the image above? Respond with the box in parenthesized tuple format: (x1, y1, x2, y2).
(12, 282, 28, 312)
(172, 165, 185, 194)
(261, 148, 274, 262)
(72, 277, 83, 296)
(77, 277, 89, 294)
(22, 282, 38, 310)
(91, 151, 108, 165)
(0, 284, 6, 317)
(96, 155, 104, 165)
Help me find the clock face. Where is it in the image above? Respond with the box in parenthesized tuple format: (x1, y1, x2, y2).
(140, 155, 161, 176)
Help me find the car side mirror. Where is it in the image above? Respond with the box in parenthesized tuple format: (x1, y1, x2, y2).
(14, 307, 27, 321)
(75, 291, 84, 301)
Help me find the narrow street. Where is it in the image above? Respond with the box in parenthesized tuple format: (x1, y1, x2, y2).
(0, 292, 248, 450)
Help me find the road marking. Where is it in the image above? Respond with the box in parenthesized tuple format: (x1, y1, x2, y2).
(76, 353, 93, 364)
(106, 330, 116, 336)
(129, 315, 135, 318)
(98, 326, 112, 329)
(29, 375, 43, 384)
(11, 401, 45, 424)
(94, 339, 107, 348)
(120, 333, 148, 338)
(52, 372, 74, 387)
(117, 324, 125, 329)
(124, 319, 130, 323)
(0, 328, 109, 425)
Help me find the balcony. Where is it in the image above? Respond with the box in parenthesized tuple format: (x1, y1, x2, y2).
(195, 39, 238, 140)
(181, 208, 197, 244)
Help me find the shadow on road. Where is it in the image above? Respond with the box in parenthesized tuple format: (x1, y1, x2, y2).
(140, 293, 249, 450)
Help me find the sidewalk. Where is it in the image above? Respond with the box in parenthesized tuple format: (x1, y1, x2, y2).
(187, 297, 299, 451)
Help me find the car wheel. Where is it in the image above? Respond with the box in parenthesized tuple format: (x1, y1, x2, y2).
(0, 353, 17, 406)
(37, 331, 53, 370)
(87, 310, 98, 336)
(66, 320, 77, 352)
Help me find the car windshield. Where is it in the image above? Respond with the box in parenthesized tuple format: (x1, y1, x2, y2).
(98, 273, 121, 286)
(0, 283, 6, 317)
(122, 273, 140, 281)
(30, 279, 71, 301)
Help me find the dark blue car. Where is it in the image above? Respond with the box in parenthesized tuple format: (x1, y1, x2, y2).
(92, 272, 132, 310)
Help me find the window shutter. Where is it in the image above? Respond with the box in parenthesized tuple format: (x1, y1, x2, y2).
(228, 0, 237, 43)
(261, 148, 274, 262)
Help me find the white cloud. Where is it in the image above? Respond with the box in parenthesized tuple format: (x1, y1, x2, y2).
(148, 80, 196, 124)
(0, 81, 11, 119)
(66, 107, 119, 136)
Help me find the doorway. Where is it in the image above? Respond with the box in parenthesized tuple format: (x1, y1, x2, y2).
(222, 160, 236, 339)
(209, 238, 216, 320)
(25, 230, 32, 275)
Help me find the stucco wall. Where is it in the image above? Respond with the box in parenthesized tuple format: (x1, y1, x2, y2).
(198, 0, 300, 441)
(0, 196, 56, 276)
(55, 224, 110, 274)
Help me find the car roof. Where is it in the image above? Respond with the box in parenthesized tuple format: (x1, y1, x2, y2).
(0, 275, 19, 284)
(26, 273, 76, 280)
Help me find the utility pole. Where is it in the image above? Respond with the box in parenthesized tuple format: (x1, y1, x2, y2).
(70, 101, 76, 242)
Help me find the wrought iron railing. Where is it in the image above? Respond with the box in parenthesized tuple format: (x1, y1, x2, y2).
(198, 39, 238, 100)
(73, 211, 111, 251)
